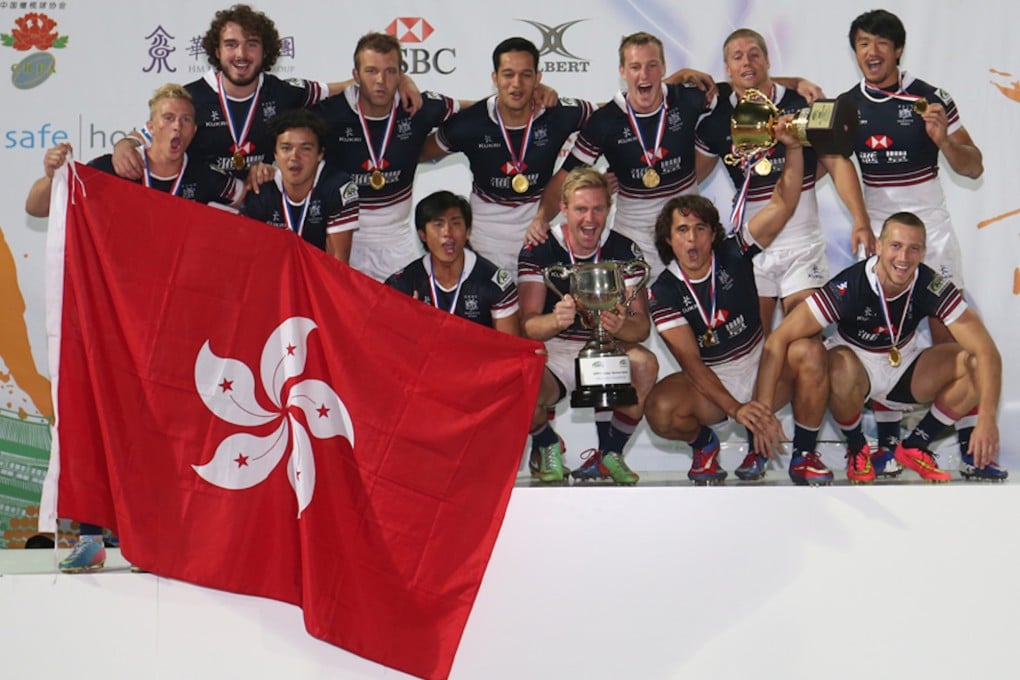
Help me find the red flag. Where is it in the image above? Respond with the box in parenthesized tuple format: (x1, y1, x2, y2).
(44, 164, 544, 679)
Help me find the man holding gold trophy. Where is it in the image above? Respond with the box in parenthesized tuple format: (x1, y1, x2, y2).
(643, 116, 835, 486)
(695, 29, 871, 333)
(518, 168, 658, 485)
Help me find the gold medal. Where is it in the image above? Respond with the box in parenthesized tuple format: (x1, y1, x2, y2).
(369, 169, 386, 190)
(889, 347, 902, 368)
(912, 99, 928, 115)
(231, 151, 247, 171)
(511, 173, 530, 194)
(703, 328, 717, 347)
(642, 168, 660, 189)
(753, 157, 772, 176)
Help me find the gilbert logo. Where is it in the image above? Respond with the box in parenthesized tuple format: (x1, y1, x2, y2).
(2, 13, 68, 89)
(193, 317, 354, 517)
(385, 17, 455, 75)
(518, 19, 591, 74)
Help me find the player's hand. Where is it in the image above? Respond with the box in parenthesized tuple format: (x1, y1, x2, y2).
(112, 138, 144, 180)
(599, 303, 627, 336)
(245, 163, 275, 194)
(398, 74, 423, 115)
(773, 115, 801, 149)
(534, 82, 559, 108)
(43, 143, 73, 177)
(604, 171, 620, 195)
(553, 294, 577, 330)
(524, 215, 550, 247)
(851, 225, 876, 258)
(796, 79, 826, 104)
(667, 68, 718, 103)
(733, 401, 785, 458)
(921, 102, 950, 147)
(968, 418, 1000, 468)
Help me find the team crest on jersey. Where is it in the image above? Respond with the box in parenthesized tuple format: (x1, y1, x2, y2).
(341, 181, 358, 205)
(533, 125, 549, 146)
(397, 118, 413, 139)
(927, 273, 950, 295)
(181, 184, 196, 200)
(262, 101, 278, 120)
(667, 108, 683, 131)
(717, 269, 734, 290)
(309, 202, 322, 219)
(493, 268, 513, 291)
(464, 295, 479, 313)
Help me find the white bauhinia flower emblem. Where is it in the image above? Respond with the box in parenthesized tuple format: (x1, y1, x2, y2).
(193, 316, 353, 516)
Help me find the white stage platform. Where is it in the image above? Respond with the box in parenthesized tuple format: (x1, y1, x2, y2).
(2, 476, 1018, 680)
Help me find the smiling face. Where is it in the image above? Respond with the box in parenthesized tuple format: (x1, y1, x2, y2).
(853, 29, 903, 89)
(875, 220, 926, 294)
(667, 208, 717, 279)
(354, 48, 401, 116)
(620, 42, 666, 113)
(561, 186, 610, 255)
(420, 206, 470, 267)
(146, 97, 197, 166)
(274, 127, 323, 196)
(216, 21, 264, 90)
(492, 50, 540, 121)
(724, 35, 771, 94)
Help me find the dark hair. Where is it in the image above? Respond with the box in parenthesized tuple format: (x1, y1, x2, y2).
(653, 196, 725, 265)
(269, 109, 328, 150)
(415, 191, 472, 233)
(880, 211, 926, 244)
(492, 37, 540, 73)
(354, 32, 402, 70)
(202, 4, 282, 71)
(849, 9, 906, 51)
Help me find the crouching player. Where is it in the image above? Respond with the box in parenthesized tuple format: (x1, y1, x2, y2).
(518, 167, 658, 485)
(643, 117, 834, 485)
(756, 212, 1004, 483)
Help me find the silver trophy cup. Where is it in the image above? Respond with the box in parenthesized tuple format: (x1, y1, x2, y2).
(543, 260, 651, 408)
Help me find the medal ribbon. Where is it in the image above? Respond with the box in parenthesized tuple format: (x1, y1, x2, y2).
(562, 227, 601, 264)
(625, 95, 667, 171)
(728, 84, 776, 232)
(859, 72, 925, 106)
(675, 254, 719, 333)
(494, 100, 535, 175)
(217, 72, 263, 158)
(142, 151, 187, 197)
(427, 256, 466, 314)
(280, 164, 322, 237)
(873, 267, 917, 351)
(356, 94, 398, 172)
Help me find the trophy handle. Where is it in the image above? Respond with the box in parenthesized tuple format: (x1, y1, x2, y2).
(542, 264, 573, 300)
(619, 260, 651, 309)
(724, 87, 780, 167)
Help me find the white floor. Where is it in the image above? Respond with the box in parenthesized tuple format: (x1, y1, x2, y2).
(2, 477, 1018, 680)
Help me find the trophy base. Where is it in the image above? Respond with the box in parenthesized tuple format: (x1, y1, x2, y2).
(570, 384, 638, 409)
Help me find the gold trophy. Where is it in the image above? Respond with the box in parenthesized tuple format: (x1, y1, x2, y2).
(543, 260, 651, 408)
(724, 88, 859, 171)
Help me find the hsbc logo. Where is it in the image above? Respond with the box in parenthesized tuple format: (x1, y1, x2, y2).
(518, 18, 591, 74)
(385, 16, 456, 75)
(866, 135, 892, 150)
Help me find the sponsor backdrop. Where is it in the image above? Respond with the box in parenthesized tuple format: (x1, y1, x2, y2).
(1, 0, 1018, 542)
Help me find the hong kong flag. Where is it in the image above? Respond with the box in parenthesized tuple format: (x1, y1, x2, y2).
(40, 164, 544, 680)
